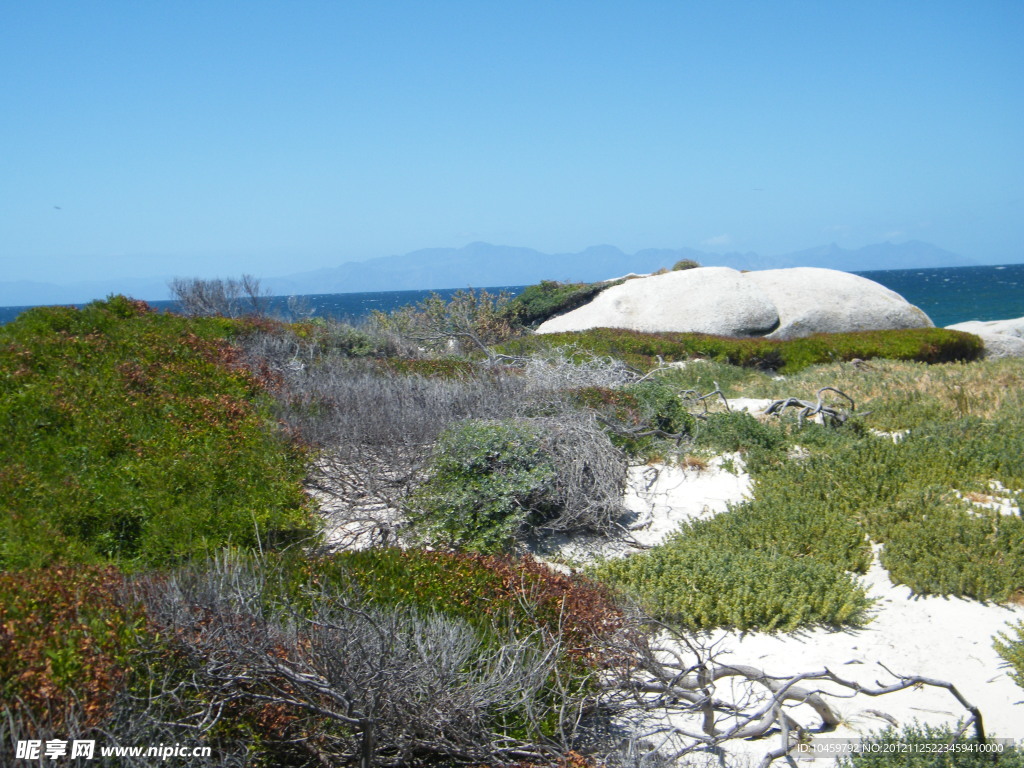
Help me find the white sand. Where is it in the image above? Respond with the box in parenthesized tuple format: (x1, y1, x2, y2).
(551, 455, 1024, 763)
(708, 550, 1024, 741)
(534, 453, 753, 563)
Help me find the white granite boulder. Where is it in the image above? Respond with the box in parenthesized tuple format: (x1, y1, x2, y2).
(745, 267, 933, 340)
(946, 317, 1024, 338)
(536, 267, 781, 337)
(536, 266, 933, 338)
(946, 317, 1024, 358)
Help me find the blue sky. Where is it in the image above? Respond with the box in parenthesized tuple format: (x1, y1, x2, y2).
(2, 1, 1022, 284)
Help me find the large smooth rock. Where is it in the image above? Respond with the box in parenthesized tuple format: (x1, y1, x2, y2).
(744, 267, 933, 340)
(947, 317, 1024, 358)
(536, 268, 780, 337)
(536, 266, 933, 338)
(947, 317, 1024, 338)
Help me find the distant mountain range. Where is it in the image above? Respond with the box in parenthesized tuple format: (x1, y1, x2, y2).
(0, 240, 982, 307)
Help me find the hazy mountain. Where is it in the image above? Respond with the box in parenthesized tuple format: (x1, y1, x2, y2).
(266, 240, 976, 295)
(0, 240, 982, 307)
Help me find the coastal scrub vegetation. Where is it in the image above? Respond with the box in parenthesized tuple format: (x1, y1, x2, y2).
(3, 282, 1022, 766)
(839, 722, 1024, 767)
(500, 279, 618, 327)
(0, 296, 315, 568)
(410, 416, 625, 552)
(118, 549, 621, 766)
(994, 620, 1024, 691)
(496, 326, 984, 373)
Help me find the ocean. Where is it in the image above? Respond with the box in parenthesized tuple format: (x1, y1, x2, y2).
(1, 264, 1022, 329)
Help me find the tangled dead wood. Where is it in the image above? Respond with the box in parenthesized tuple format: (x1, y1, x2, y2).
(134, 553, 590, 768)
(600, 621, 988, 768)
(764, 386, 861, 427)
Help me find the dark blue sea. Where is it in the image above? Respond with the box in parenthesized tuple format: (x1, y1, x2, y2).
(1, 265, 1022, 329)
(857, 264, 1024, 328)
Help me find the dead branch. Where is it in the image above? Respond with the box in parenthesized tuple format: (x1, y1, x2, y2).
(135, 553, 589, 767)
(764, 386, 859, 427)
(679, 381, 731, 420)
(596, 619, 989, 768)
(168, 274, 271, 318)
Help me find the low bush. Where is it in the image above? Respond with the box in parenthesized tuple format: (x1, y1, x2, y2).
(374, 356, 477, 378)
(0, 566, 144, 729)
(839, 721, 1024, 767)
(276, 361, 541, 448)
(693, 409, 790, 471)
(0, 297, 316, 568)
(571, 379, 696, 456)
(590, 436, 874, 631)
(744, 417, 1024, 602)
(412, 419, 557, 552)
(656, 358, 768, 394)
(288, 548, 622, 651)
(502, 280, 614, 327)
(129, 550, 620, 765)
(234, 317, 407, 380)
(625, 379, 695, 436)
(496, 327, 984, 373)
(592, 531, 871, 632)
(371, 288, 521, 355)
(876, 493, 1024, 602)
(994, 620, 1024, 691)
(291, 317, 397, 357)
(410, 416, 626, 552)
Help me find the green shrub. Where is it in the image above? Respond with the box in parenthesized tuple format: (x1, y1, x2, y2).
(292, 318, 387, 357)
(592, 531, 871, 632)
(590, 446, 874, 631)
(657, 358, 768, 394)
(745, 417, 1024, 602)
(625, 379, 695, 436)
(410, 416, 624, 552)
(570, 385, 643, 421)
(503, 279, 614, 327)
(672, 259, 701, 270)
(374, 356, 476, 378)
(694, 410, 790, 471)
(285, 548, 621, 651)
(571, 379, 696, 456)
(694, 501, 869, 573)
(880, 505, 1024, 602)
(372, 288, 520, 354)
(0, 566, 145, 728)
(495, 328, 983, 374)
(411, 419, 558, 552)
(994, 620, 1024, 691)
(0, 297, 317, 568)
(839, 722, 1024, 766)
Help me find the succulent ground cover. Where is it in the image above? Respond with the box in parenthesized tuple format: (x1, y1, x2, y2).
(496, 326, 983, 373)
(592, 357, 1024, 629)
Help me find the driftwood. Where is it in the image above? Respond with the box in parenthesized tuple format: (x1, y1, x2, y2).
(601, 621, 987, 768)
(680, 382, 731, 420)
(764, 386, 861, 427)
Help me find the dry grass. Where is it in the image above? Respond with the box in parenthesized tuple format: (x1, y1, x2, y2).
(731, 357, 1024, 425)
(680, 454, 709, 471)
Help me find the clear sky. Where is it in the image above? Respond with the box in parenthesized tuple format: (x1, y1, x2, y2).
(2, 1, 1022, 284)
